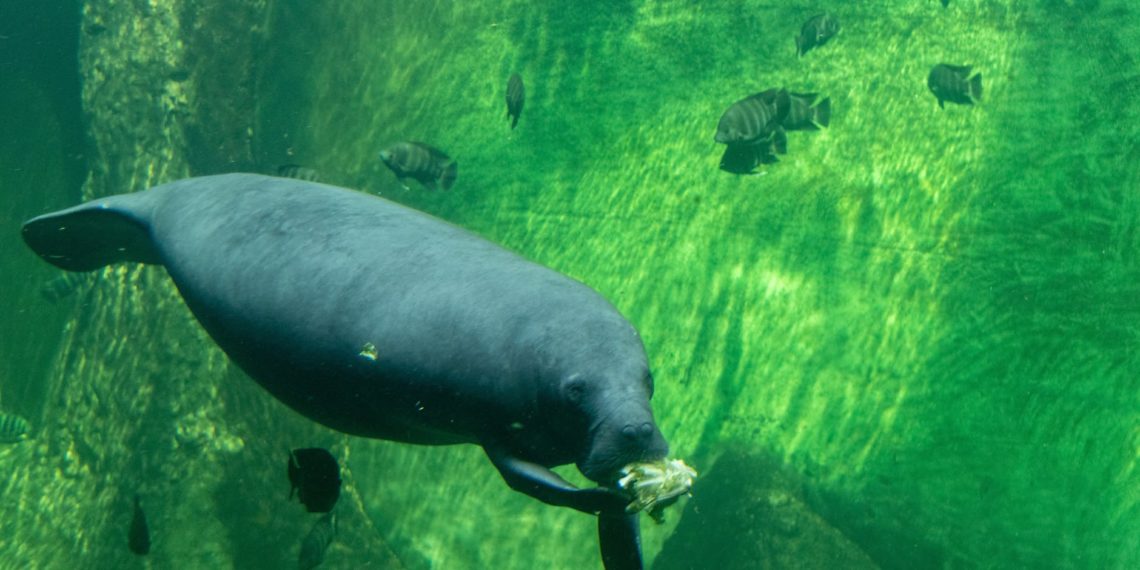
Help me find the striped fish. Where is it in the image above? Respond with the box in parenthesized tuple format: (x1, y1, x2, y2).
(796, 13, 839, 57)
(277, 164, 321, 182)
(715, 89, 791, 145)
(379, 141, 458, 191)
(782, 92, 831, 131)
(298, 511, 336, 570)
(40, 271, 93, 302)
(0, 412, 30, 443)
(927, 64, 982, 108)
(506, 73, 525, 130)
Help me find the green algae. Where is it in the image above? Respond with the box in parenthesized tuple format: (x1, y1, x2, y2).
(2, 1, 1138, 569)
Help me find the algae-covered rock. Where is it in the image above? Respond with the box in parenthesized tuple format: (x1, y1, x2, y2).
(654, 451, 877, 570)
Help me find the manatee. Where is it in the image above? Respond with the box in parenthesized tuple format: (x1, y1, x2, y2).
(22, 173, 669, 569)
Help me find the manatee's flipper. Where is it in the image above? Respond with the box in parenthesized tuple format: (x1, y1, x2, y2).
(484, 445, 630, 515)
(22, 197, 160, 271)
(599, 513, 642, 570)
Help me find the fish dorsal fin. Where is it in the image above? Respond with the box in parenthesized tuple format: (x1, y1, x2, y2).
(410, 142, 452, 161)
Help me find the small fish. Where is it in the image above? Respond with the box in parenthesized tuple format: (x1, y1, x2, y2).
(796, 13, 840, 57)
(927, 64, 982, 108)
(40, 272, 92, 302)
(277, 164, 321, 182)
(506, 73, 525, 130)
(129, 495, 151, 556)
(715, 89, 791, 145)
(298, 511, 337, 570)
(0, 413, 30, 443)
(941, 0, 950, 7)
(379, 142, 458, 191)
(782, 92, 831, 131)
(288, 448, 342, 513)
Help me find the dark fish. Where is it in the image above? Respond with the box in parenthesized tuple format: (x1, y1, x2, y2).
(277, 164, 321, 182)
(379, 141, 458, 191)
(0, 412, 30, 443)
(288, 448, 342, 513)
(796, 13, 840, 57)
(927, 64, 982, 108)
(719, 144, 766, 175)
(298, 511, 337, 570)
(718, 130, 787, 175)
(782, 92, 831, 131)
(941, 0, 950, 7)
(506, 73, 525, 130)
(129, 495, 151, 556)
(715, 89, 791, 145)
(40, 272, 92, 302)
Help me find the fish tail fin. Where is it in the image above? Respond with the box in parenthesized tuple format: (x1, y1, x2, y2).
(22, 197, 161, 272)
(774, 89, 791, 125)
(795, 36, 804, 57)
(772, 128, 788, 155)
(439, 161, 458, 191)
(970, 73, 983, 102)
(814, 97, 831, 128)
(510, 115, 519, 129)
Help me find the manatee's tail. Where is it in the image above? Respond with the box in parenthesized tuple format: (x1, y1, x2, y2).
(22, 198, 160, 272)
(598, 512, 642, 570)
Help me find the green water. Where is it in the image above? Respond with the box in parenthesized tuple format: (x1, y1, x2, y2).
(2, 1, 1138, 569)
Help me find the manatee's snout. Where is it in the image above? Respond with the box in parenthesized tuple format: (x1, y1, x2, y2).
(622, 421, 656, 442)
(579, 400, 669, 484)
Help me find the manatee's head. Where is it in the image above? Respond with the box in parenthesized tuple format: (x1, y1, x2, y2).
(567, 368, 670, 485)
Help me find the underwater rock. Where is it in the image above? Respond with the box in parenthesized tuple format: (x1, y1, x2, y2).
(654, 450, 876, 570)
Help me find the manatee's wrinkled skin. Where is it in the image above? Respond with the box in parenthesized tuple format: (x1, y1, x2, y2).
(22, 174, 669, 569)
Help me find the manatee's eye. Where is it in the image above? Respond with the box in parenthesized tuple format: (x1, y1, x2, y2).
(563, 376, 587, 404)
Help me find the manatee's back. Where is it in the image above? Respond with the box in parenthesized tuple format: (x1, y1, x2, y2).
(23, 174, 640, 448)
